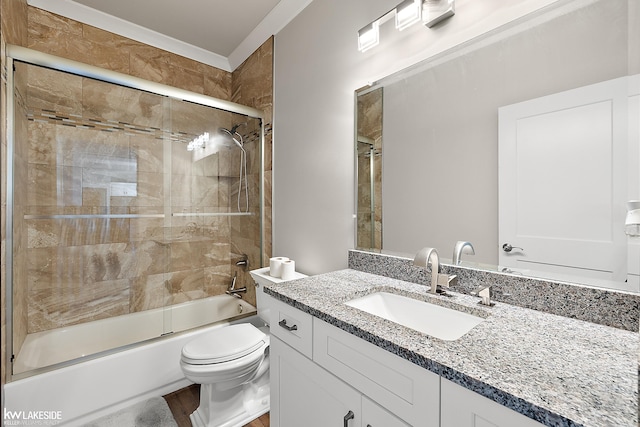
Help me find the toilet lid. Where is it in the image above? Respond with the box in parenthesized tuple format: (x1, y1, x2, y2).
(181, 323, 267, 365)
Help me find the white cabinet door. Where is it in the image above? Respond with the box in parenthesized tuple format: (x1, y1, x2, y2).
(271, 336, 362, 427)
(441, 378, 545, 427)
(362, 396, 410, 427)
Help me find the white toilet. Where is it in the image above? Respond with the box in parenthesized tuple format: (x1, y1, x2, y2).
(180, 266, 307, 427)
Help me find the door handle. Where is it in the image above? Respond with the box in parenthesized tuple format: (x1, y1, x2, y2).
(343, 410, 354, 427)
(278, 318, 298, 331)
(502, 243, 524, 253)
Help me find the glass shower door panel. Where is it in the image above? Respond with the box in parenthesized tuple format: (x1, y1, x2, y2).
(165, 99, 262, 334)
(12, 63, 170, 375)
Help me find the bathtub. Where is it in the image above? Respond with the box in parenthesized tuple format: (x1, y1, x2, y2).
(4, 294, 260, 426)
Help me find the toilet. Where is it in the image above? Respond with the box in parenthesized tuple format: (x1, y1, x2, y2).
(180, 266, 307, 427)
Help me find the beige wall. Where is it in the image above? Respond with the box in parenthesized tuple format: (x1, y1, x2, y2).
(1, 0, 273, 385)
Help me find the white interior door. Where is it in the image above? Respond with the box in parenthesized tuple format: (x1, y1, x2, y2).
(499, 76, 629, 285)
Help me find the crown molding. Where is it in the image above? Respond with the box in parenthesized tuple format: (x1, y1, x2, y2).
(28, 0, 313, 72)
(228, 0, 313, 70)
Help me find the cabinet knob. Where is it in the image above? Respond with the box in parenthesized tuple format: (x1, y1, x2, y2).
(278, 318, 298, 331)
(343, 410, 355, 426)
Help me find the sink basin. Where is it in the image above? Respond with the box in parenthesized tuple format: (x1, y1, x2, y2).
(345, 292, 485, 341)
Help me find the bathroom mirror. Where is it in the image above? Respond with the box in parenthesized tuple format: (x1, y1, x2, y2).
(355, 0, 640, 292)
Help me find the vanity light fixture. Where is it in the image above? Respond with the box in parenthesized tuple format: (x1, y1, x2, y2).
(358, 21, 380, 52)
(358, 0, 455, 52)
(395, 0, 422, 31)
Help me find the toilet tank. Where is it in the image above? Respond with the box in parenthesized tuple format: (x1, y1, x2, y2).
(249, 267, 308, 324)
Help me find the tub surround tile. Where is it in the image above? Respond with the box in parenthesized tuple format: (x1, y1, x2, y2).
(349, 249, 640, 331)
(265, 269, 638, 427)
(129, 273, 169, 313)
(28, 278, 130, 332)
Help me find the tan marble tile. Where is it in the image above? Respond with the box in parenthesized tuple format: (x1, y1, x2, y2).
(27, 164, 57, 206)
(81, 23, 137, 54)
(168, 66, 204, 95)
(27, 219, 60, 248)
(204, 68, 232, 100)
(170, 98, 232, 142)
(192, 175, 220, 207)
(118, 240, 169, 278)
(28, 6, 82, 37)
(28, 18, 129, 73)
(231, 37, 273, 113)
(82, 77, 165, 129)
(28, 278, 130, 332)
(204, 264, 231, 296)
(130, 216, 165, 242)
(133, 171, 164, 207)
(28, 121, 56, 165)
(56, 125, 131, 167)
(26, 64, 83, 116)
(166, 269, 206, 304)
(170, 174, 192, 207)
(129, 273, 169, 313)
(128, 45, 171, 84)
(130, 134, 163, 173)
(1, 0, 28, 45)
(201, 216, 231, 241)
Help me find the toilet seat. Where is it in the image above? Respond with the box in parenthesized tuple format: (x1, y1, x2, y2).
(181, 323, 267, 365)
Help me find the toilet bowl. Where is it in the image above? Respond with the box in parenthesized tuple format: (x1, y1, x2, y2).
(180, 266, 307, 427)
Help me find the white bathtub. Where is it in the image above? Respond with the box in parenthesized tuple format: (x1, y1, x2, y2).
(5, 294, 260, 426)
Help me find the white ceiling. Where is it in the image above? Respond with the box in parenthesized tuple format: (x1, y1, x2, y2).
(27, 0, 313, 71)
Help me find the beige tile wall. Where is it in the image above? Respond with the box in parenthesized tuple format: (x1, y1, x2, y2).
(356, 88, 382, 250)
(1, 0, 273, 381)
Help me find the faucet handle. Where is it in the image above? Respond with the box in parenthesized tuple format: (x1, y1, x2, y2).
(472, 285, 492, 306)
(437, 273, 457, 291)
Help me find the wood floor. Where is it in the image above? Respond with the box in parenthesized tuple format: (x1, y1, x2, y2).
(163, 384, 270, 427)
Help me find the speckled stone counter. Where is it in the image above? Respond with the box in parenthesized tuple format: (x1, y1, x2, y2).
(264, 269, 638, 427)
(348, 249, 640, 331)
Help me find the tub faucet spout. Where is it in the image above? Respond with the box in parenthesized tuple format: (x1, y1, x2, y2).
(226, 272, 247, 298)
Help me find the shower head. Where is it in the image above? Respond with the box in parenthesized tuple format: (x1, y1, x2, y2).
(219, 126, 244, 149)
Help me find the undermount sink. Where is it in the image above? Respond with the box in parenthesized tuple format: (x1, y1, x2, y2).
(345, 291, 485, 341)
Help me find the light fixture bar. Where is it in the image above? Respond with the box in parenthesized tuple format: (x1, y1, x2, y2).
(357, 0, 455, 52)
(395, 0, 422, 31)
(358, 21, 380, 52)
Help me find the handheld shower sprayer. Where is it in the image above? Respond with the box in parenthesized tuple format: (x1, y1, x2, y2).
(219, 123, 249, 214)
(220, 123, 247, 149)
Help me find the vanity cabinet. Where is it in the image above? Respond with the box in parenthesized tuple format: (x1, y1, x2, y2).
(268, 293, 544, 427)
(440, 378, 545, 427)
(268, 291, 438, 427)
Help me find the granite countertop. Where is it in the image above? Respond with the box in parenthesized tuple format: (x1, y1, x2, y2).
(264, 269, 638, 427)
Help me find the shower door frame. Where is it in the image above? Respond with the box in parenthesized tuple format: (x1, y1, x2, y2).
(4, 45, 266, 380)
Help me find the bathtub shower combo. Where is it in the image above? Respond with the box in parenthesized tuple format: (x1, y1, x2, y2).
(5, 44, 266, 391)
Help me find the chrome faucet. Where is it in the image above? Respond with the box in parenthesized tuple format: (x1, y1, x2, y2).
(452, 241, 475, 265)
(226, 272, 247, 299)
(413, 247, 457, 294)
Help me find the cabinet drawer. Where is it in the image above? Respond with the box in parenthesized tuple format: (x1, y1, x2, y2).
(313, 318, 440, 427)
(269, 297, 313, 358)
